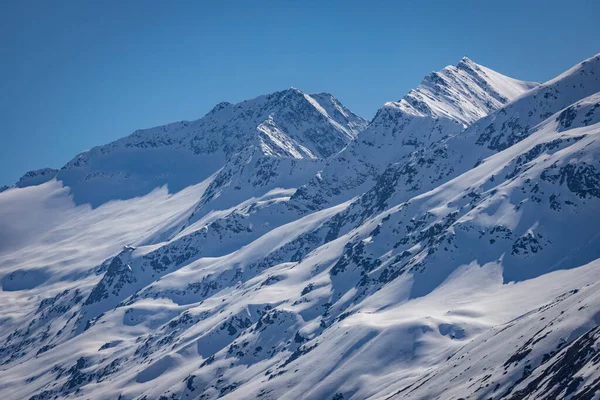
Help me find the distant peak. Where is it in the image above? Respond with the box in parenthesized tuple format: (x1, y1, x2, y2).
(456, 56, 482, 74)
(207, 101, 233, 115)
(308, 92, 344, 108)
(286, 86, 305, 95)
(386, 55, 538, 126)
(265, 87, 307, 101)
(15, 167, 59, 188)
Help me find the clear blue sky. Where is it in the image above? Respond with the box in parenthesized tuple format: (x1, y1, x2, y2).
(1, 0, 599, 186)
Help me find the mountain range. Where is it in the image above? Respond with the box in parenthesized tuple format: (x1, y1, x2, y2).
(1, 53, 599, 400)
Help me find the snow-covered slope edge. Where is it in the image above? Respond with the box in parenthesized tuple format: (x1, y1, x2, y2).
(292, 57, 539, 210)
(0, 54, 599, 400)
(8, 88, 366, 208)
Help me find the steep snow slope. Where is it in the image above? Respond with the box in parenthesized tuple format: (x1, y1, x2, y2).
(292, 57, 539, 210)
(0, 54, 599, 400)
(396, 57, 538, 126)
(341, 53, 600, 224)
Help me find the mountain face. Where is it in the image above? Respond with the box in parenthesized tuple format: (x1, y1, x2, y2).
(21, 88, 366, 207)
(291, 58, 539, 210)
(1, 54, 600, 400)
(395, 56, 539, 126)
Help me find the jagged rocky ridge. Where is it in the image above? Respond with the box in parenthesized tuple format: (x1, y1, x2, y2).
(0, 54, 599, 400)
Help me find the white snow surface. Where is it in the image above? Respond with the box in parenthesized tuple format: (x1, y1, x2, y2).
(394, 57, 539, 126)
(1, 54, 600, 400)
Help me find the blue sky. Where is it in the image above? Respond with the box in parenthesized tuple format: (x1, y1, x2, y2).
(1, 0, 599, 186)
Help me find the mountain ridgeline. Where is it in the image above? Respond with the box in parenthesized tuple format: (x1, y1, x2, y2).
(1, 54, 600, 400)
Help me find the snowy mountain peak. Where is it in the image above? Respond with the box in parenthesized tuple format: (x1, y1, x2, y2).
(306, 92, 366, 138)
(226, 87, 367, 158)
(292, 58, 539, 211)
(2, 54, 600, 400)
(458, 55, 474, 64)
(471, 52, 600, 152)
(390, 57, 539, 126)
(205, 101, 233, 116)
(13, 87, 367, 206)
(15, 168, 59, 188)
(546, 52, 600, 85)
(456, 55, 482, 72)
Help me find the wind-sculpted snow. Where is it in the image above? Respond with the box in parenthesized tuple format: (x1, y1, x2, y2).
(1, 54, 600, 400)
(473, 53, 600, 152)
(395, 56, 539, 126)
(323, 107, 600, 302)
(292, 58, 539, 211)
(327, 54, 600, 227)
(12, 88, 366, 207)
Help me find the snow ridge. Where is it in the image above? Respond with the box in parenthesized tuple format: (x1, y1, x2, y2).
(19, 87, 367, 207)
(1, 54, 600, 400)
(391, 56, 538, 126)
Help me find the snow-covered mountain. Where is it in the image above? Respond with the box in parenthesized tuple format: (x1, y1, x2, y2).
(291, 57, 539, 210)
(15, 88, 366, 208)
(1, 53, 600, 400)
